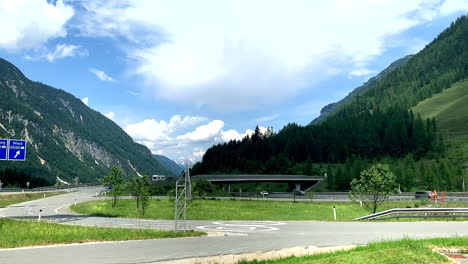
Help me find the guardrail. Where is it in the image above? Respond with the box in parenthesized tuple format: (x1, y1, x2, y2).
(353, 208, 468, 221)
(0, 182, 102, 193)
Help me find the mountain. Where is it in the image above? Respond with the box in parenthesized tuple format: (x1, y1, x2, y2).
(192, 15, 468, 191)
(313, 55, 413, 123)
(0, 58, 171, 184)
(153, 154, 184, 176)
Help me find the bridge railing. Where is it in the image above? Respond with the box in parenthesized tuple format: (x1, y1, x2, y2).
(353, 208, 468, 221)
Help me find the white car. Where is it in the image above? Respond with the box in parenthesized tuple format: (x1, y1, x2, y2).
(260, 191, 269, 196)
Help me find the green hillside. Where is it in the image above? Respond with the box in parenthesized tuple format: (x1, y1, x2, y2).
(412, 79, 468, 167)
(412, 79, 468, 137)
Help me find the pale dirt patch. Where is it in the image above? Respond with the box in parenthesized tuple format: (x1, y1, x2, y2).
(155, 245, 356, 264)
(435, 248, 468, 264)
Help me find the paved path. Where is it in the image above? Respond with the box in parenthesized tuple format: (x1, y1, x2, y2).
(0, 187, 467, 264)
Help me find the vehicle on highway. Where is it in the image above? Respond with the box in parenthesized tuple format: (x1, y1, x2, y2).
(151, 175, 167, 182)
(415, 190, 431, 199)
(260, 191, 269, 196)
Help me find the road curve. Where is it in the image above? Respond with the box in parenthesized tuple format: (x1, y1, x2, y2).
(0, 187, 467, 264)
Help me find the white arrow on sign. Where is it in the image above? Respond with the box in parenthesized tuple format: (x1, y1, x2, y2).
(14, 151, 20, 159)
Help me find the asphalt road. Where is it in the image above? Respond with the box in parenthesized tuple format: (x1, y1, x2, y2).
(0, 187, 467, 264)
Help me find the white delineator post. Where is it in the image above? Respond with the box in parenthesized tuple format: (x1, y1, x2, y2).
(38, 209, 42, 222)
(333, 206, 337, 221)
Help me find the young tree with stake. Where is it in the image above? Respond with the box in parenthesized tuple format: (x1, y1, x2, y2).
(349, 163, 398, 213)
(103, 166, 124, 208)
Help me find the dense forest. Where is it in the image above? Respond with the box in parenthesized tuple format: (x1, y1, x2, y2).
(192, 15, 468, 192)
(193, 109, 439, 172)
(0, 169, 52, 188)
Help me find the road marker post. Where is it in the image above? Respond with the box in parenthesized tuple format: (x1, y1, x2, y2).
(38, 209, 42, 222)
(333, 206, 337, 221)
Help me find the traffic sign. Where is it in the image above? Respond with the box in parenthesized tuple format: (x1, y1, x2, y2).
(0, 139, 7, 160)
(8, 139, 26, 161)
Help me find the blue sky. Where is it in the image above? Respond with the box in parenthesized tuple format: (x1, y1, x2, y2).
(1, 0, 468, 163)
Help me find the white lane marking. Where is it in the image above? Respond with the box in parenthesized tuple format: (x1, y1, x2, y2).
(196, 221, 286, 233)
(54, 204, 73, 214)
(197, 225, 279, 232)
(213, 221, 286, 226)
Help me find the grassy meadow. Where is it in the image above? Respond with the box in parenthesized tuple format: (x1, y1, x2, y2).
(71, 198, 468, 221)
(0, 192, 65, 208)
(412, 79, 468, 164)
(0, 218, 204, 248)
(236, 237, 468, 264)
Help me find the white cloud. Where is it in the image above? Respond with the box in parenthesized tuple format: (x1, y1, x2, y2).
(81, 97, 89, 106)
(349, 69, 378, 77)
(192, 150, 205, 158)
(407, 37, 430, 54)
(90, 68, 116, 82)
(124, 115, 266, 161)
(440, 0, 468, 15)
(177, 120, 224, 142)
(0, 0, 73, 51)
(105, 112, 115, 120)
(27, 44, 88, 62)
(73, 0, 465, 110)
(253, 114, 279, 124)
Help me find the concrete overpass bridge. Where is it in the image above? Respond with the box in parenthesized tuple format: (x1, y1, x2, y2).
(192, 175, 325, 193)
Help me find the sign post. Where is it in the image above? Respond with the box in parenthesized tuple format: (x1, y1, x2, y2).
(8, 140, 26, 161)
(0, 139, 7, 160)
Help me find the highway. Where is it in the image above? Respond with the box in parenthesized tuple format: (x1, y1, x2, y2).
(0, 187, 467, 264)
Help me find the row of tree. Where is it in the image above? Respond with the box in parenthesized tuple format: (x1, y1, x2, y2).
(0, 169, 53, 188)
(102, 166, 227, 216)
(192, 108, 440, 174)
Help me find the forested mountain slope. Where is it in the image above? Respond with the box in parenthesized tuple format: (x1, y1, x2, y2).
(0, 58, 170, 184)
(153, 154, 184, 176)
(313, 55, 412, 123)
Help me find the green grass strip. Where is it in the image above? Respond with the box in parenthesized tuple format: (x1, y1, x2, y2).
(71, 199, 468, 221)
(237, 237, 468, 264)
(0, 218, 204, 248)
(0, 192, 65, 208)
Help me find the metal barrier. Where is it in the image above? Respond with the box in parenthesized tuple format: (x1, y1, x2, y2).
(354, 208, 468, 221)
(0, 182, 102, 193)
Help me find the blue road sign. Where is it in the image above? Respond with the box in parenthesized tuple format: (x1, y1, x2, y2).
(8, 139, 26, 161)
(0, 139, 7, 160)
